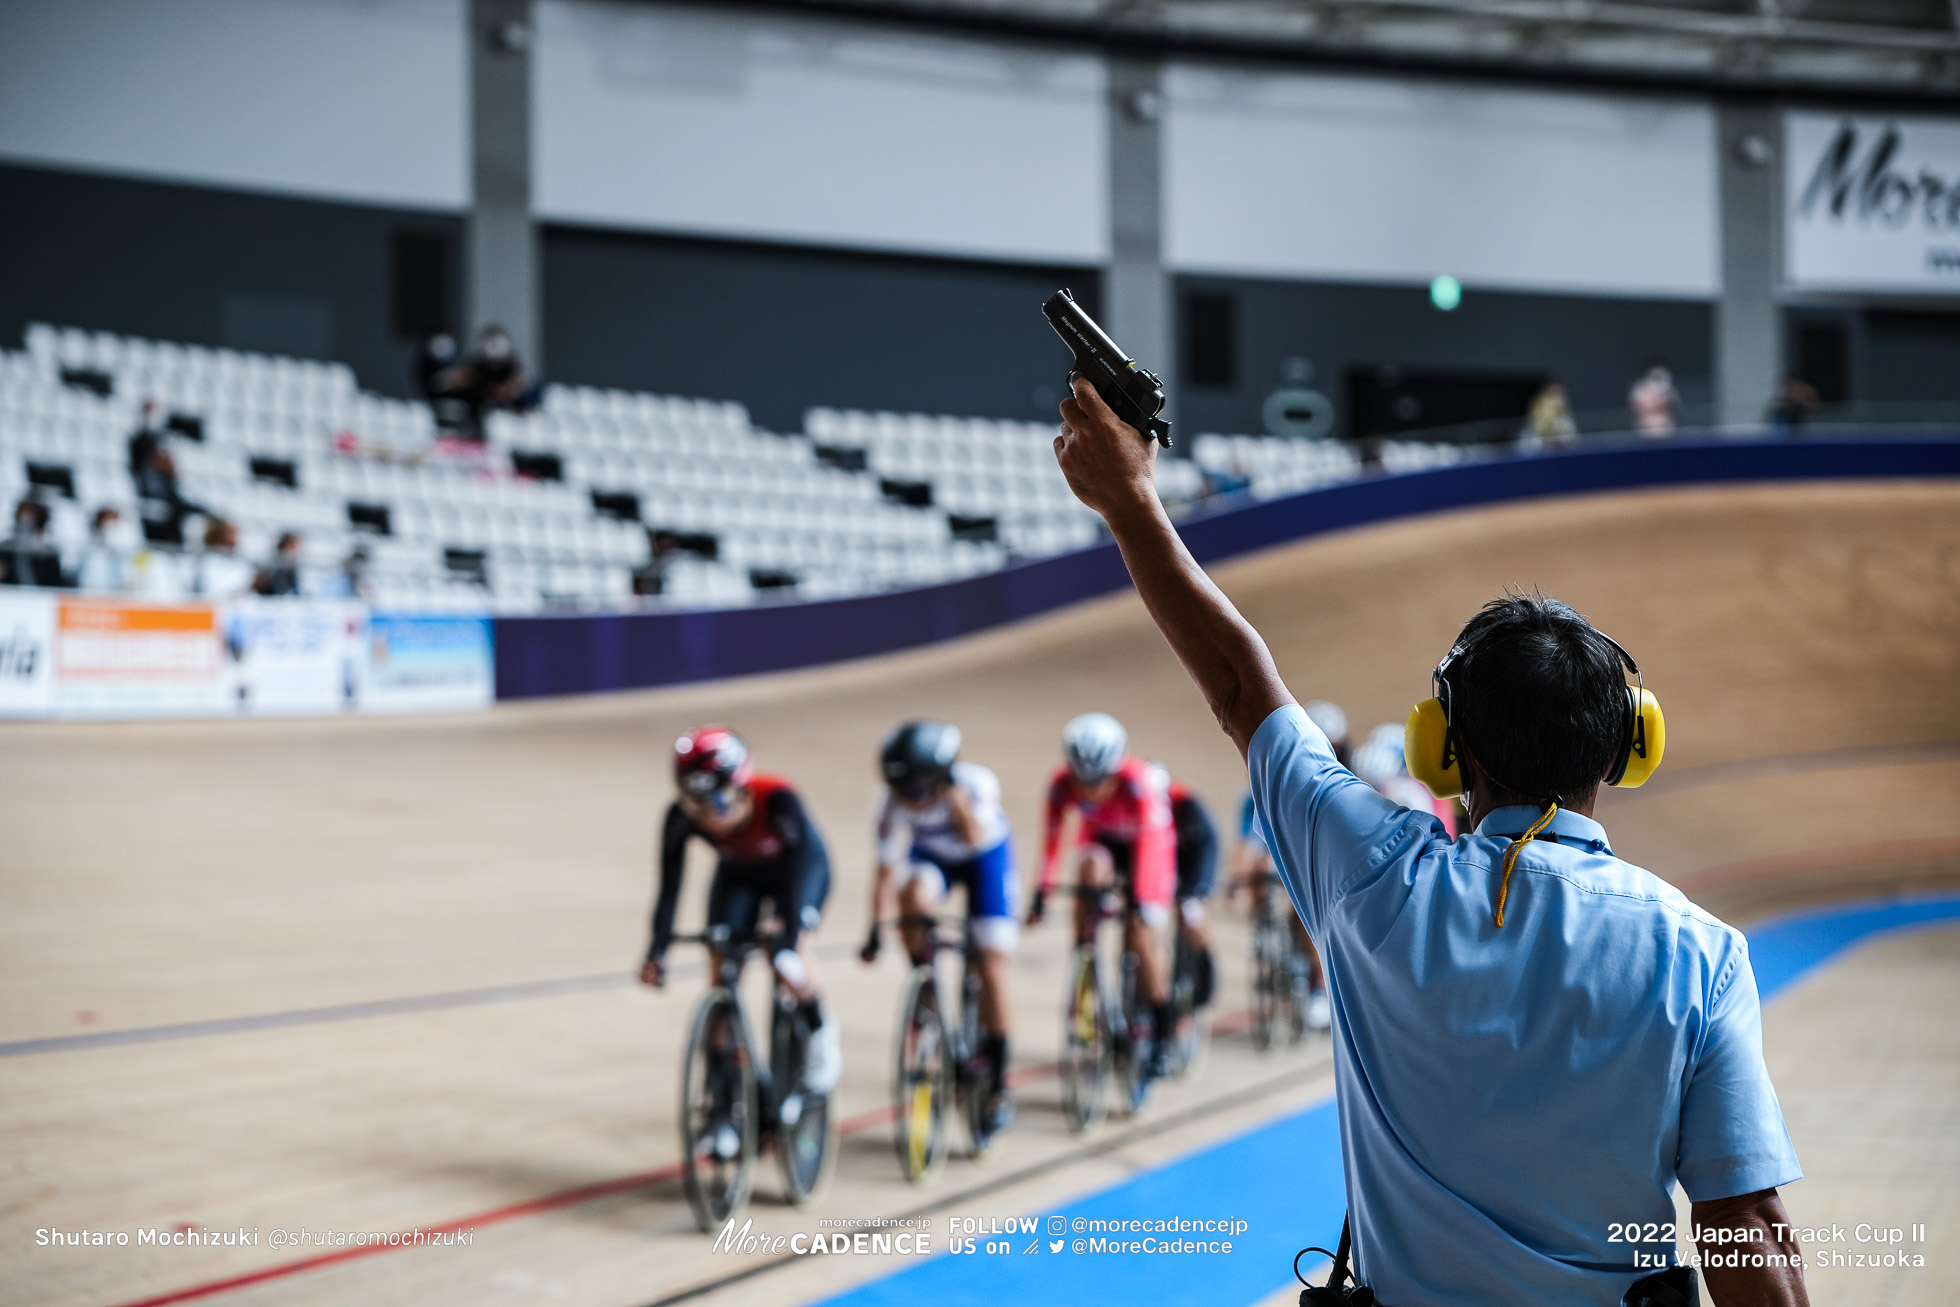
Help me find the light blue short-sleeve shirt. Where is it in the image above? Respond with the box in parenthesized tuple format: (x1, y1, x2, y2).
(1249, 704, 1800, 1306)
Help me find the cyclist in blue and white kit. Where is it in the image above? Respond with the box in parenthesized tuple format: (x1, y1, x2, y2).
(860, 720, 1020, 1138)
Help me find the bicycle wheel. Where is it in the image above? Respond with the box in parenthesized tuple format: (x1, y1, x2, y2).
(1060, 945, 1108, 1133)
(1116, 948, 1148, 1114)
(773, 996, 836, 1206)
(679, 990, 758, 1234)
(1284, 935, 1309, 1046)
(892, 965, 952, 1184)
(957, 959, 993, 1157)
(1250, 910, 1282, 1053)
(1169, 933, 1210, 1080)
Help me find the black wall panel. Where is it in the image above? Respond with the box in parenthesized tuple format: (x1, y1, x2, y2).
(0, 163, 460, 398)
(1173, 276, 1715, 439)
(543, 225, 1098, 433)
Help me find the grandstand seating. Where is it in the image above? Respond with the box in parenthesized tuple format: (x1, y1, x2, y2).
(0, 323, 1428, 611)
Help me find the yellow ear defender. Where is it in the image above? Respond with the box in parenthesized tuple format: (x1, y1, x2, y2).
(1402, 633, 1664, 801)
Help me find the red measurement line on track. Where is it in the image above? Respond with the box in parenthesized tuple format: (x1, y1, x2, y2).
(103, 1036, 1133, 1307)
(104, 1002, 1276, 1307)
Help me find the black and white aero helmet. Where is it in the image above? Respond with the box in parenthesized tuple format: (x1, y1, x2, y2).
(881, 720, 962, 800)
(1062, 712, 1127, 785)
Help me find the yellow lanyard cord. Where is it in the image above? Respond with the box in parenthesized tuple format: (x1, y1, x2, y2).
(1494, 802, 1559, 928)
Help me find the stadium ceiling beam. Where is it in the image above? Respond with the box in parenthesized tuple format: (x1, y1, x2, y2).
(718, 0, 1960, 103)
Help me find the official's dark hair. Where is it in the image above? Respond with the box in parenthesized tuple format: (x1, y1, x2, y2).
(1447, 592, 1625, 803)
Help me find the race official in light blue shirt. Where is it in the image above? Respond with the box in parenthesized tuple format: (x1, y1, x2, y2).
(1249, 706, 1801, 1302)
(1049, 375, 1811, 1307)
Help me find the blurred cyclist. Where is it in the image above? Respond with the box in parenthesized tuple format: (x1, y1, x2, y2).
(641, 725, 840, 1093)
(1029, 712, 1178, 1082)
(860, 721, 1020, 1137)
(1230, 788, 1330, 1030)
(1303, 699, 1353, 770)
(1353, 722, 1460, 838)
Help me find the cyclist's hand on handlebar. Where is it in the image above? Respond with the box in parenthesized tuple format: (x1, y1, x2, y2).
(639, 957, 665, 988)
(859, 922, 883, 965)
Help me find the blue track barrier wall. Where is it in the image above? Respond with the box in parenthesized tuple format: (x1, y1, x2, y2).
(492, 437, 1960, 700)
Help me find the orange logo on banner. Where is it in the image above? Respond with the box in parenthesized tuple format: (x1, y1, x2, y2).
(55, 600, 221, 680)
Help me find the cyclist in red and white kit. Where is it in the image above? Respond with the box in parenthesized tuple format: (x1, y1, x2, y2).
(1027, 711, 1179, 1081)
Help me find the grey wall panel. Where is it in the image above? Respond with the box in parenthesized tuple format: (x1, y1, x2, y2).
(0, 0, 467, 209)
(0, 164, 461, 398)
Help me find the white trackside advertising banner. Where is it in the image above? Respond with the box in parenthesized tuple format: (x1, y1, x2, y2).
(1785, 112, 1960, 293)
(0, 590, 56, 716)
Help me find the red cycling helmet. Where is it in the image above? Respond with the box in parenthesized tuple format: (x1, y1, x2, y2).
(675, 726, 753, 813)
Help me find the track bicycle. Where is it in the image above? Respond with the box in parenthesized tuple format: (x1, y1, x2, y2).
(889, 913, 1000, 1183)
(1059, 884, 1157, 1131)
(1248, 870, 1308, 1051)
(672, 929, 836, 1233)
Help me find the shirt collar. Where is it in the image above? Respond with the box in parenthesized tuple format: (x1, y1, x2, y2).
(1474, 804, 1613, 855)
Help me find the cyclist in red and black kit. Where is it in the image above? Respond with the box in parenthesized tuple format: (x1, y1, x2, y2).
(640, 726, 840, 1092)
(1028, 711, 1179, 1081)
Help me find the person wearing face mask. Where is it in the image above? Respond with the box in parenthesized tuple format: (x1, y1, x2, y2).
(463, 324, 542, 428)
(76, 507, 137, 593)
(1, 497, 63, 587)
(640, 726, 840, 1094)
(417, 331, 477, 434)
(254, 532, 303, 597)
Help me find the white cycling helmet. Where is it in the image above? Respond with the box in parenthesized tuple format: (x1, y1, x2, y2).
(1351, 723, 1410, 790)
(1303, 699, 1349, 746)
(1063, 712, 1127, 785)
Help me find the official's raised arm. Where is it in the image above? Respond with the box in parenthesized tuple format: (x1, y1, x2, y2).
(1052, 377, 1293, 756)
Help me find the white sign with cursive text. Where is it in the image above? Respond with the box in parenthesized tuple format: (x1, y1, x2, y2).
(1785, 112, 1960, 293)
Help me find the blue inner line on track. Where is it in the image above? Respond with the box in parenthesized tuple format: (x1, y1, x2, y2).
(806, 892, 1960, 1307)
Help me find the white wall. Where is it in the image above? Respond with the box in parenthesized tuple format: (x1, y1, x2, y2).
(1166, 65, 1718, 298)
(534, 1, 1107, 264)
(0, 0, 467, 210)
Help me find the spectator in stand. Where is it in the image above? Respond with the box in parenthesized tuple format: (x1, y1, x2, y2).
(632, 528, 680, 599)
(466, 324, 542, 422)
(1767, 376, 1821, 436)
(1628, 360, 1680, 439)
(76, 507, 135, 593)
(416, 331, 476, 435)
(319, 544, 374, 601)
(128, 400, 204, 544)
(255, 532, 303, 597)
(1520, 379, 1579, 449)
(193, 520, 257, 599)
(1, 497, 64, 587)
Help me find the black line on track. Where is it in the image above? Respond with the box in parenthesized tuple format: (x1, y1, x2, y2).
(0, 973, 634, 1058)
(640, 1050, 1334, 1307)
(0, 940, 864, 1058)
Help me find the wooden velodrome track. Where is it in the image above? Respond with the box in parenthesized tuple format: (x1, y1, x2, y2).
(4, 479, 1958, 1307)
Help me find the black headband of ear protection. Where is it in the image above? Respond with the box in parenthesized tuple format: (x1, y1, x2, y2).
(1432, 626, 1645, 795)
